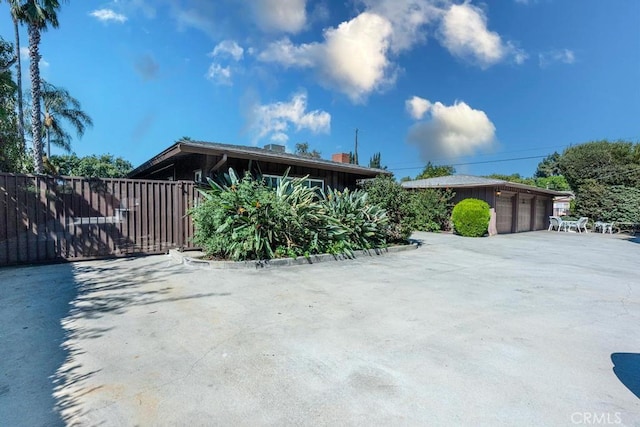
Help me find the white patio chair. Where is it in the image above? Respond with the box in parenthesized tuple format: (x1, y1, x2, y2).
(548, 216, 564, 232)
(566, 217, 589, 233)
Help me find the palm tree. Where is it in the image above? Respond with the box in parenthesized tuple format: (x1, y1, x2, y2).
(10, 0, 65, 173)
(9, 6, 25, 151)
(40, 80, 92, 157)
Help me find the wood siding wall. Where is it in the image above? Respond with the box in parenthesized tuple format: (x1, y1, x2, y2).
(0, 174, 200, 266)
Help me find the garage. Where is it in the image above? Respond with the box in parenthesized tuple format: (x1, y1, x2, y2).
(402, 174, 566, 234)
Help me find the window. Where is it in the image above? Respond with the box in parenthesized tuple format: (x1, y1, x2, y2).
(262, 174, 324, 191)
(194, 169, 202, 183)
(263, 175, 280, 188)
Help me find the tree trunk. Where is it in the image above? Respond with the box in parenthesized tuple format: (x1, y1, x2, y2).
(13, 16, 25, 152)
(28, 23, 43, 174)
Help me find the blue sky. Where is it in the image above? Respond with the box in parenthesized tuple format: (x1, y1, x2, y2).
(1, 0, 639, 178)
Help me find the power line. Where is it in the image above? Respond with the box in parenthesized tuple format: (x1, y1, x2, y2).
(390, 155, 548, 172)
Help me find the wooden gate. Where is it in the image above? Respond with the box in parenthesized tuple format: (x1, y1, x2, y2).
(0, 174, 201, 266)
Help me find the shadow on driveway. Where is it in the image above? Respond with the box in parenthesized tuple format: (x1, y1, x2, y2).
(0, 263, 74, 427)
(0, 255, 220, 426)
(612, 353, 640, 399)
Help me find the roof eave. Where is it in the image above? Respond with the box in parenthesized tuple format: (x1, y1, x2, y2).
(129, 141, 390, 177)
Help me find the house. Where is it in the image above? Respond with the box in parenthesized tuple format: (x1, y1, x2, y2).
(128, 140, 389, 190)
(402, 175, 565, 234)
(552, 193, 574, 217)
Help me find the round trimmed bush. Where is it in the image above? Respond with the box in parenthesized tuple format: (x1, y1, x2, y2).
(451, 198, 491, 237)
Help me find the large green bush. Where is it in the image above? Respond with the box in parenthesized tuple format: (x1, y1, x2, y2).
(574, 181, 640, 222)
(362, 175, 413, 242)
(363, 175, 455, 238)
(190, 170, 390, 261)
(407, 189, 455, 232)
(451, 198, 490, 237)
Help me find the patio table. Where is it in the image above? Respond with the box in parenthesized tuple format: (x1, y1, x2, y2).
(594, 221, 614, 234)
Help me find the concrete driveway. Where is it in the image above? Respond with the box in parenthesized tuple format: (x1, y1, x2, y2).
(1, 231, 639, 426)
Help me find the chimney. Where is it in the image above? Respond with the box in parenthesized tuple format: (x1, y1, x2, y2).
(332, 153, 350, 163)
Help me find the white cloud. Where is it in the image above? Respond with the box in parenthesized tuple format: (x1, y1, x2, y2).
(90, 9, 128, 23)
(438, 2, 524, 68)
(405, 96, 432, 120)
(539, 49, 575, 68)
(173, 4, 219, 38)
(249, 92, 331, 142)
(259, 12, 394, 103)
(205, 63, 232, 85)
(210, 40, 244, 61)
(317, 12, 394, 102)
(407, 99, 496, 160)
(360, 0, 443, 53)
(257, 38, 315, 68)
(251, 0, 307, 33)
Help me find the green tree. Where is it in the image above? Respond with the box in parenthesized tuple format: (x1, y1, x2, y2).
(39, 80, 93, 157)
(557, 140, 640, 221)
(9, 3, 25, 150)
(0, 36, 30, 172)
(368, 152, 384, 169)
(294, 142, 321, 159)
(558, 140, 640, 189)
(49, 153, 133, 177)
(10, 0, 66, 173)
(485, 173, 536, 186)
(534, 175, 570, 191)
(416, 162, 455, 179)
(534, 152, 561, 178)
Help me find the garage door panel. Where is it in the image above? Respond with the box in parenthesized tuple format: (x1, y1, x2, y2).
(496, 196, 513, 234)
(534, 199, 547, 230)
(517, 198, 532, 232)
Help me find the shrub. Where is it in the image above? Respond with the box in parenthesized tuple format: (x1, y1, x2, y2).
(363, 175, 455, 237)
(323, 187, 388, 253)
(362, 175, 412, 242)
(407, 189, 455, 232)
(451, 198, 491, 237)
(190, 169, 391, 261)
(574, 180, 640, 222)
(190, 170, 283, 260)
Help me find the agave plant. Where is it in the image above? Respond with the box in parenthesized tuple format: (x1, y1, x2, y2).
(323, 187, 389, 252)
(190, 168, 390, 261)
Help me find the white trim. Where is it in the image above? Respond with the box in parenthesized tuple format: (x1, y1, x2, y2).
(262, 174, 324, 190)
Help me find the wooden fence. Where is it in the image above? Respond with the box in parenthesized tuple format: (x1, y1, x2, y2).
(0, 173, 201, 266)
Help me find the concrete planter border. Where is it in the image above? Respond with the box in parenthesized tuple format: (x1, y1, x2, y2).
(169, 242, 420, 270)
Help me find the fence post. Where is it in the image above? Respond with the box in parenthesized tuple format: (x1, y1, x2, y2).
(176, 182, 185, 250)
